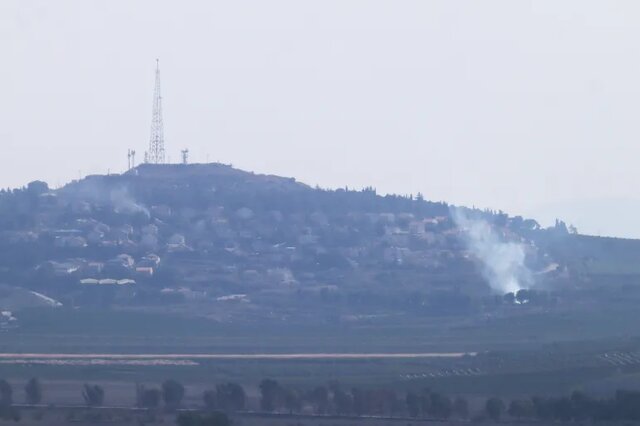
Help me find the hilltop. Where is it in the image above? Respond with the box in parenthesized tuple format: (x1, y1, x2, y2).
(0, 163, 638, 326)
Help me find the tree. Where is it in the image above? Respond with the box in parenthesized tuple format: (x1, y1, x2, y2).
(203, 390, 217, 410)
(571, 390, 594, 421)
(0, 380, 12, 406)
(0, 380, 17, 422)
(162, 379, 185, 408)
(82, 384, 104, 407)
(522, 218, 540, 231)
(0, 405, 19, 422)
(283, 388, 302, 414)
(452, 397, 469, 419)
(515, 289, 530, 304)
(508, 399, 534, 419)
(25, 378, 42, 405)
(532, 396, 554, 420)
(485, 397, 505, 421)
(176, 411, 231, 426)
(554, 219, 569, 234)
(428, 392, 452, 419)
(406, 392, 420, 417)
(309, 386, 329, 414)
(136, 384, 161, 409)
(352, 388, 366, 416)
(419, 389, 431, 418)
(503, 292, 515, 304)
(613, 390, 640, 421)
(259, 379, 280, 412)
(382, 389, 401, 416)
(333, 388, 353, 415)
(552, 396, 574, 422)
(26, 181, 48, 195)
(364, 389, 387, 415)
(215, 382, 246, 411)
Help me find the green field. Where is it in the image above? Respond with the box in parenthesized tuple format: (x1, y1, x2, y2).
(4, 303, 640, 354)
(0, 304, 640, 401)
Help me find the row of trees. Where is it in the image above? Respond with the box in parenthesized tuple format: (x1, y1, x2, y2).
(137, 380, 185, 409)
(257, 379, 470, 418)
(0, 378, 42, 406)
(0, 378, 40, 421)
(10, 377, 640, 423)
(256, 381, 640, 422)
(500, 390, 640, 422)
(0, 378, 185, 410)
(0, 377, 467, 418)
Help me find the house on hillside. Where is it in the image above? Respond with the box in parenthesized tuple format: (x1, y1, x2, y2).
(167, 239, 191, 252)
(84, 262, 104, 275)
(38, 260, 82, 276)
(104, 254, 135, 275)
(54, 236, 87, 248)
(79, 278, 136, 286)
(135, 267, 154, 277)
(138, 254, 160, 267)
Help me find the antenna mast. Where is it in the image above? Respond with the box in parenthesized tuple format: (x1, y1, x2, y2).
(127, 149, 136, 170)
(147, 59, 165, 164)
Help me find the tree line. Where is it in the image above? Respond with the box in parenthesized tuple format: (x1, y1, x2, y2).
(5, 377, 640, 423)
(503, 390, 640, 422)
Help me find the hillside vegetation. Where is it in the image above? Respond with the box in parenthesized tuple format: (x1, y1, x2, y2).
(0, 163, 637, 336)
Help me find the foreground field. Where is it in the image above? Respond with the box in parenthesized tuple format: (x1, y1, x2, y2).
(7, 303, 640, 355)
(0, 408, 548, 426)
(1, 304, 640, 398)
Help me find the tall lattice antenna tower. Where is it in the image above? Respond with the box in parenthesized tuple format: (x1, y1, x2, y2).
(147, 59, 165, 164)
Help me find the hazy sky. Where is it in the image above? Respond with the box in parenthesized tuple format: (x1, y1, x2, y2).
(3, 1, 640, 237)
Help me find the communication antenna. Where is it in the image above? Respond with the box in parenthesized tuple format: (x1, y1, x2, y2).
(147, 59, 165, 164)
(127, 149, 137, 170)
(181, 149, 189, 165)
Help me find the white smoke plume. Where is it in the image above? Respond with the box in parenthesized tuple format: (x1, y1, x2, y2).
(452, 208, 532, 294)
(60, 177, 150, 218)
(110, 187, 150, 217)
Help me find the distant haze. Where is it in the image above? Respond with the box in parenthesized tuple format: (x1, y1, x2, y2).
(3, 1, 640, 237)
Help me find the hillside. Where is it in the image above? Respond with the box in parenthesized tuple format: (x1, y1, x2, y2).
(0, 163, 638, 326)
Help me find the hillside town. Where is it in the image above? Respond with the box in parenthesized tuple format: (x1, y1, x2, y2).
(0, 164, 571, 322)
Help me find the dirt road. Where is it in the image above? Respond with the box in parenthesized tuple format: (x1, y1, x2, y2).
(0, 352, 474, 360)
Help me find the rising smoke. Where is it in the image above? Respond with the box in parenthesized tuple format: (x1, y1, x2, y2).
(451, 208, 532, 294)
(109, 187, 150, 217)
(60, 177, 150, 218)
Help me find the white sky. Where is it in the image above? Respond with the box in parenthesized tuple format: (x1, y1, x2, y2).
(3, 1, 640, 237)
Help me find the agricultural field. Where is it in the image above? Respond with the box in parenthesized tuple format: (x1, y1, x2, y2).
(0, 408, 548, 426)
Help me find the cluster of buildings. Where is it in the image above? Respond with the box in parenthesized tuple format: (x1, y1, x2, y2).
(19, 200, 472, 292)
(38, 253, 161, 285)
(0, 177, 544, 308)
